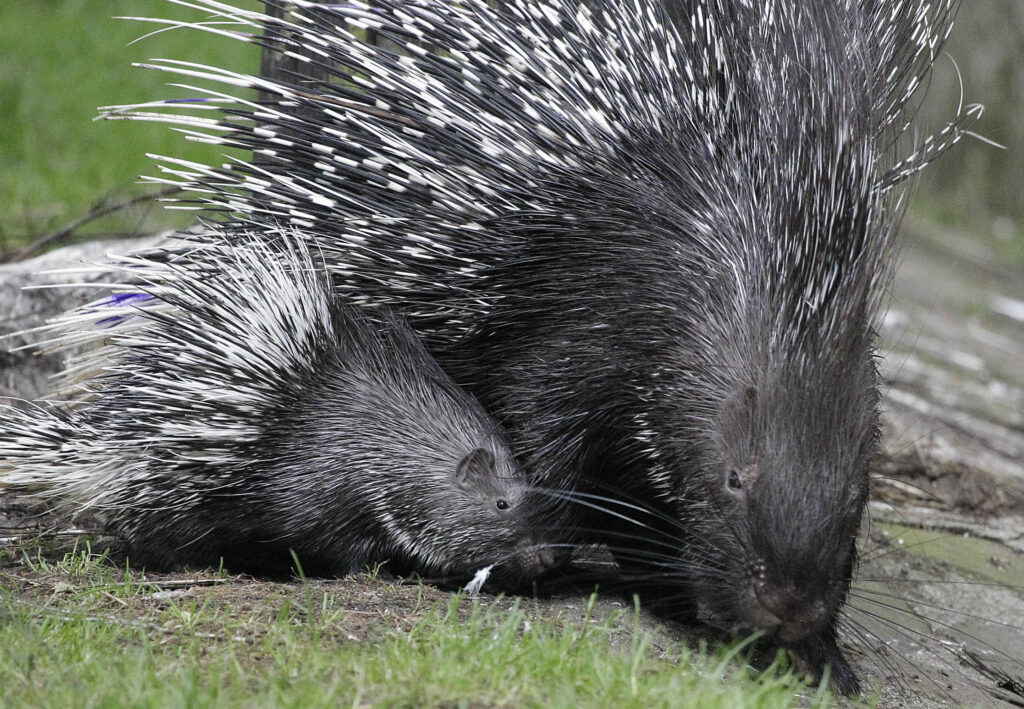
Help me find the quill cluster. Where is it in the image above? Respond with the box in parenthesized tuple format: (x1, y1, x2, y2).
(2, 234, 556, 584)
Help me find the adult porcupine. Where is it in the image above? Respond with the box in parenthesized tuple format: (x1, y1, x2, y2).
(1, 232, 554, 584)
(99, 0, 977, 692)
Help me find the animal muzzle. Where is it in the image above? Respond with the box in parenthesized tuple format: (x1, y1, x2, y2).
(750, 579, 828, 643)
(516, 539, 566, 577)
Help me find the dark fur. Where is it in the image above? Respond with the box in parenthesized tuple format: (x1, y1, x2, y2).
(445, 198, 877, 692)
(433, 4, 940, 693)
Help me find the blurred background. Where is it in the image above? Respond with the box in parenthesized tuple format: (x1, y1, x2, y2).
(911, 3, 1024, 266)
(0, 1, 1020, 262)
(0, 0, 260, 256)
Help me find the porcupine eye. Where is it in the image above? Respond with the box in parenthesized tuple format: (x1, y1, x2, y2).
(727, 469, 743, 492)
(495, 499, 510, 511)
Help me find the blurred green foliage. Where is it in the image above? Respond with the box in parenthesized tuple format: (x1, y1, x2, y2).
(913, 4, 1024, 248)
(0, 0, 259, 252)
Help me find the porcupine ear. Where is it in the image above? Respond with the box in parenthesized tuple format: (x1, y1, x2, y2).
(722, 386, 759, 419)
(718, 386, 760, 460)
(741, 385, 758, 410)
(455, 448, 497, 488)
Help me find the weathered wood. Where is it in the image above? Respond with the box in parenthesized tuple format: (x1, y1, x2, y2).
(877, 218, 1024, 513)
(0, 234, 171, 406)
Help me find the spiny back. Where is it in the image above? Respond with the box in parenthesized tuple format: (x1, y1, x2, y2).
(103, 1, 975, 345)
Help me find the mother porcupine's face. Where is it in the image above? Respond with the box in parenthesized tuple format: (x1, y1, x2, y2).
(643, 327, 879, 689)
(708, 378, 874, 631)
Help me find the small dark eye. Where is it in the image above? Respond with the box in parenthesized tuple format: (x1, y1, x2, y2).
(727, 470, 742, 491)
(495, 499, 510, 510)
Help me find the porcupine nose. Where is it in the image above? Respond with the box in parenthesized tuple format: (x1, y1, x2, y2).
(754, 583, 826, 643)
(517, 539, 563, 574)
(537, 544, 572, 570)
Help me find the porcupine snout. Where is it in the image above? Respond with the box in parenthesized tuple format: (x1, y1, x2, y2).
(514, 537, 565, 576)
(749, 569, 827, 643)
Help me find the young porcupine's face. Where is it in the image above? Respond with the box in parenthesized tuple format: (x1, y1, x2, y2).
(440, 445, 558, 584)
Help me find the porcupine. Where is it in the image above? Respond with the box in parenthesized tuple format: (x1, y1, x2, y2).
(95, 0, 978, 692)
(0, 231, 555, 584)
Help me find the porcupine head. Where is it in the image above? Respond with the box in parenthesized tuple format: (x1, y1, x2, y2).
(281, 318, 565, 588)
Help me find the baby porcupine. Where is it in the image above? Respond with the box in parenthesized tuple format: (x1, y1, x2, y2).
(1, 230, 555, 584)
(96, 0, 978, 692)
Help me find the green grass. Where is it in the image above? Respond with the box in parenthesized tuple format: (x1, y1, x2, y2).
(0, 545, 834, 708)
(0, 0, 260, 252)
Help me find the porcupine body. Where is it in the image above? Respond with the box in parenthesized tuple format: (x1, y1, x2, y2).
(98, 0, 977, 692)
(1, 232, 553, 583)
